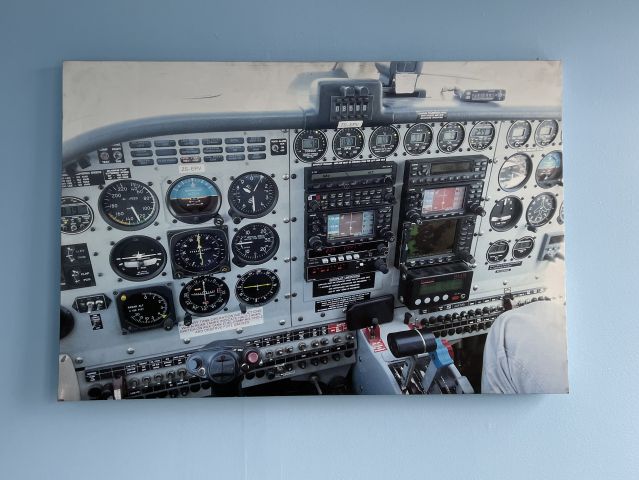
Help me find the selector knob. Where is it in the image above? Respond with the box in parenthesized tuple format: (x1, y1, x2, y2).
(460, 253, 475, 264)
(382, 230, 395, 242)
(377, 243, 389, 255)
(374, 258, 389, 274)
(383, 175, 394, 185)
(320, 338, 329, 346)
(298, 342, 307, 351)
(384, 193, 396, 204)
(407, 210, 421, 223)
(308, 200, 321, 212)
(308, 236, 323, 251)
(527, 224, 538, 233)
(471, 205, 486, 217)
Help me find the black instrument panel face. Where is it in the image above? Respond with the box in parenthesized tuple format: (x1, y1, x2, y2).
(99, 180, 160, 230)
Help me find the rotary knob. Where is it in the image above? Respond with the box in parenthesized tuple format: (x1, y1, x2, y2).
(308, 236, 323, 251)
(374, 258, 389, 274)
(308, 200, 321, 212)
(471, 205, 486, 217)
(407, 210, 421, 223)
(382, 230, 395, 242)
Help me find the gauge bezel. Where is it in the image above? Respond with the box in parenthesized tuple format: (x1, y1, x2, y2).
(436, 122, 465, 153)
(293, 129, 328, 163)
(179, 275, 230, 316)
(116, 285, 175, 333)
(556, 202, 565, 225)
(526, 193, 557, 227)
(489, 196, 524, 232)
(498, 153, 533, 192)
(166, 175, 222, 224)
(332, 128, 365, 160)
(512, 236, 536, 259)
(235, 268, 280, 306)
(403, 123, 433, 156)
(534, 120, 559, 147)
(368, 125, 400, 158)
(168, 227, 230, 278)
(98, 179, 160, 231)
(535, 151, 563, 189)
(486, 240, 510, 263)
(468, 121, 495, 151)
(228, 171, 279, 219)
(506, 120, 532, 148)
(109, 235, 167, 281)
(61, 196, 94, 235)
(231, 222, 280, 265)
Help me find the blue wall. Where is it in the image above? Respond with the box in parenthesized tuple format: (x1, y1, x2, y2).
(1, 1, 637, 478)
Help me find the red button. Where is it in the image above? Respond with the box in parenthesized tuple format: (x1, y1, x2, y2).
(246, 351, 260, 364)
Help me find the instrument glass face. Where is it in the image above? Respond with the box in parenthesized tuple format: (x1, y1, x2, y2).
(332, 128, 364, 159)
(499, 153, 532, 191)
(109, 235, 167, 281)
(179, 276, 230, 316)
(231, 223, 280, 265)
(99, 180, 159, 230)
(468, 121, 495, 151)
(506, 120, 532, 148)
(526, 193, 557, 227)
(489, 196, 523, 231)
(437, 122, 465, 152)
(119, 291, 170, 328)
(512, 236, 535, 259)
(61, 196, 94, 234)
(167, 175, 222, 223)
(170, 229, 228, 275)
(293, 130, 328, 162)
(536, 151, 563, 188)
(369, 125, 400, 158)
(486, 240, 510, 263)
(403, 123, 433, 155)
(228, 172, 279, 218)
(535, 120, 559, 146)
(235, 269, 280, 306)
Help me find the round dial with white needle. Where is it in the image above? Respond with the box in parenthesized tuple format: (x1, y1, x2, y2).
(179, 276, 230, 316)
(109, 235, 167, 281)
(228, 172, 278, 218)
(99, 180, 159, 230)
(526, 193, 557, 227)
(170, 229, 229, 276)
(235, 269, 280, 306)
(231, 223, 279, 266)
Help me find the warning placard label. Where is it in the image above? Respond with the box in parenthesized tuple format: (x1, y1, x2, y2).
(312, 273, 375, 298)
(178, 307, 264, 339)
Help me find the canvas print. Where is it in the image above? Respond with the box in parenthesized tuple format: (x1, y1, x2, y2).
(59, 61, 567, 399)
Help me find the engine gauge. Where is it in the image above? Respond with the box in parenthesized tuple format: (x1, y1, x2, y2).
(536, 151, 562, 188)
(506, 121, 532, 148)
(526, 193, 557, 227)
(486, 240, 509, 263)
(369, 125, 399, 157)
(116, 286, 175, 332)
(169, 228, 229, 277)
(167, 175, 222, 224)
(403, 123, 433, 155)
(512, 236, 535, 259)
(110, 235, 167, 281)
(99, 180, 159, 230)
(235, 269, 280, 306)
(490, 196, 523, 231)
(179, 276, 230, 316)
(535, 120, 559, 146)
(231, 223, 280, 266)
(61, 196, 94, 234)
(437, 122, 465, 153)
(294, 130, 328, 162)
(557, 202, 565, 225)
(499, 153, 532, 191)
(469, 121, 495, 151)
(332, 128, 364, 159)
(228, 172, 278, 218)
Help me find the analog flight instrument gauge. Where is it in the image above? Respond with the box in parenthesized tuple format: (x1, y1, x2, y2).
(99, 180, 159, 230)
(228, 172, 278, 219)
(490, 196, 523, 231)
(369, 125, 399, 157)
(506, 120, 532, 148)
(179, 276, 230, 316)
(294, 130, 328, 162)
(536, 151, 563, 188)
(167, 175, 222, 224)
(231, 223, 280, 266)
(437, 122, 465, 152)
(116, 286, 175, 332)
(486, 240, 509, 263)
(526, 193, 557, 227)
(499, 153, 532, 191)
(469, 121, 495, 151)
(512, 237, 535, 259)
(403, 123, 433, 155)
(109, 235, 167, 281)
(61, 196, 94, 234)
(332, 128, 364, 159)
(535, 120, 559, 146)
(235, 269, 280, 306)
(169, 228, 230, 277)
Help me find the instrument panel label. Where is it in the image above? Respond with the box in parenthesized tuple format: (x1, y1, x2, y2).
(178, 163, 206, 174)
(315, 293, 371, 312)
(488, 261, 523, 272)
(337, 120, 363, 129)
(417, 111, 447, 121)
(178, 307, 264, 339)
(61, 168, 131, 188)
(312, 273, 375, 298)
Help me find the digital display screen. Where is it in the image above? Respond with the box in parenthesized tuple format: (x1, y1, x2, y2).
(376, 135, 391, 145)
(340, 136, 356, 147)
(62, 205, 89, 216)
(302, 138, 319, 149)
(410, 133, 426, 143)
(311, 167, 392, 181)
(540, 126, 552, 135)
(327, 211, 375, 240)
(406, 219, 458, 259)
(475, 127, 493, 136)
(443, 131, 458, 141)
(421, 186, 466, 214)
(512, 127, 525, 137)
(417, 278, 464, 295)
(430, 161, 472, 174)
